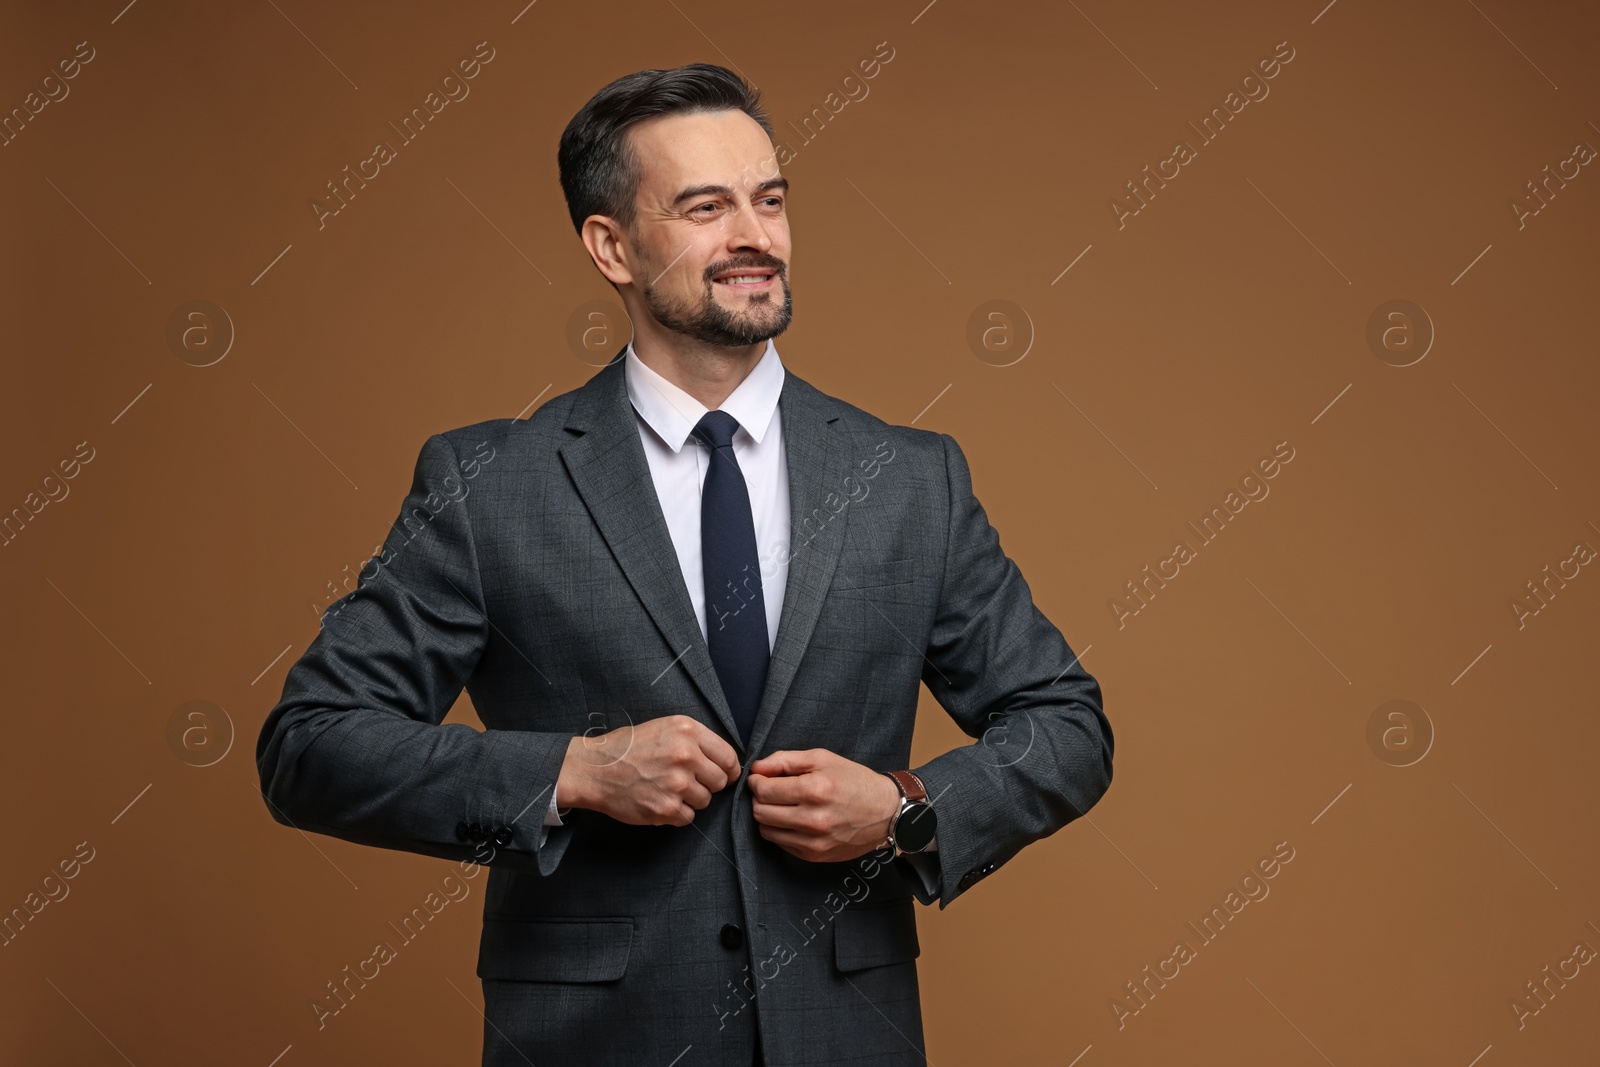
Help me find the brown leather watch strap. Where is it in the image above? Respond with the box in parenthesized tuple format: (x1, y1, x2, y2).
(885, 769, 928, 804)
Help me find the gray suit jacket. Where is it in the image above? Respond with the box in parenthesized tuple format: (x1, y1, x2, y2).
(256, 353, 1113, 1066)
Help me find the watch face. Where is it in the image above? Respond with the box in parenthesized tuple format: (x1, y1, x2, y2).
(895, 802, 937, 853)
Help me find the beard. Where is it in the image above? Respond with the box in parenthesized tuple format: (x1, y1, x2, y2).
(641, 255, 793, 348)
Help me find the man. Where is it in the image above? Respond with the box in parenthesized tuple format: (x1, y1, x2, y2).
(256, 63, 1112, 1066)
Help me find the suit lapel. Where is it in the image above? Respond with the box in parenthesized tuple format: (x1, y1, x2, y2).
(557, 349, 851, 756)
(558, 352, 741, 743)
(744, 372, 850, 757)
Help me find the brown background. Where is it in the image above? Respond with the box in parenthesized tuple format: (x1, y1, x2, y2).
(3, 0, 1597, 1063)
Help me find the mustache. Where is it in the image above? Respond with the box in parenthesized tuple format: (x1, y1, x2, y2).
(704, 257, 786, 282)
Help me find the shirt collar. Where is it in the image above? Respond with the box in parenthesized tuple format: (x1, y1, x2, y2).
(624, 338, 785, 453)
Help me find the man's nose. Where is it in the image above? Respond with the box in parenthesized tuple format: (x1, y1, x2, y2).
(720, 199, 774, 252)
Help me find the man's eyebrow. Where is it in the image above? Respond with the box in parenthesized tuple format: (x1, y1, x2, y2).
(671, 176, 789, 207)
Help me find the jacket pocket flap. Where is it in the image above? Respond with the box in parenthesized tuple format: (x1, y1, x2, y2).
(477, 917, 633, 982)
(833, 899, 920, 973)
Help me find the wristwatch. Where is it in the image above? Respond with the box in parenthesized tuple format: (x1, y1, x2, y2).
(881, 770, 937, 855)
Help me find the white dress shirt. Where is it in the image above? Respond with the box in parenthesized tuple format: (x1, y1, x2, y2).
(624, 337, 791, 650)
(536, 339, 936, 893)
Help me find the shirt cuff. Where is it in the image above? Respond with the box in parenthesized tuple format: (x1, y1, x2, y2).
(535, 784, 568, 850)
(902, 844, 934, 895)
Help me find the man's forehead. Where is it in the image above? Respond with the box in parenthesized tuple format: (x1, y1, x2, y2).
(632, 112, 781, 195)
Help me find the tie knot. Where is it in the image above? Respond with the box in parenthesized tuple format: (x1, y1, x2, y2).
(693, 410, 741, 451)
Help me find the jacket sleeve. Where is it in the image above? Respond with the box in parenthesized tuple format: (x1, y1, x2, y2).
(908, 432, 1114, 908)
(255, 432, 576, 874)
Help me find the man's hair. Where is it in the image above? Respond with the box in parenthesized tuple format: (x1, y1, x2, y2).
(557, 63, 775, 237)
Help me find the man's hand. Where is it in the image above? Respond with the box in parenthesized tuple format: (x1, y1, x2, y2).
(747, 749, 901, 863)
(557, 715, 740, 826)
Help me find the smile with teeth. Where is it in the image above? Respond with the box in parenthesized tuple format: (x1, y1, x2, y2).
(714, 273, 774, 287)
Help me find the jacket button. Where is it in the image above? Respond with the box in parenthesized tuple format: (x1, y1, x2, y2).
(959, 864, 994, 891)
(492, 826, 513, 847)
(720, 923, 744, 950)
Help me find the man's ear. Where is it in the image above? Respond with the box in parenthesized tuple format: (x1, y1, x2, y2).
(581, 217, 634, 287)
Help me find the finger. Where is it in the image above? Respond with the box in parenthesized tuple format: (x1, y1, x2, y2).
(636, 779, 692, 825)
(752, 800, 820, 831)
(683, 780, 713, 811)
(640, 794, 694, 827)
(691, 722, 742, 780)
(746, 772, 814, 806)
(689, 752, 733, 793)
(757, 821, 808, 846)
(748, 749, 824, 778)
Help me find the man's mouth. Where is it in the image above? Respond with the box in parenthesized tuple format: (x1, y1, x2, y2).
(713, 270, 776, 288)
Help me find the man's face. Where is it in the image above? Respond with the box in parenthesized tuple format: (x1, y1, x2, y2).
(622, 109, 792, 348)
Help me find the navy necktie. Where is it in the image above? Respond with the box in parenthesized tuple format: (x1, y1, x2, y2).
(693, 410, 769, 747)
